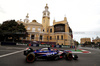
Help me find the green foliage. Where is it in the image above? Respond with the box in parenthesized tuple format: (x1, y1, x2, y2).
(0, 20, 27, 42)
(74, 41, 79, 46)
(84, 42, 95, 45)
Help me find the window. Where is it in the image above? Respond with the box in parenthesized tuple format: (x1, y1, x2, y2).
(44, 20, 45, 23)
(47, 36, 48, 40)
(55, 36, 56, 40)
(47, 29, 48, 32)
(23, 37, 26, 39)
(61, 35, 63, 40)
(50, 36, 52, 40)
(43, 29, 45, 32)
(40, 35, 42, 40)
(57, 36, 59, 40)
(27, 27, 30, 30)
(48, 20, 49, 22)
(38, 28, 41, 31)
(31, 35, 34, 39)
(48, 13, 49, 16)
(50, 29, 52, 32)
(54, 24, 65, 32)
(44, 13, 46, 15)
(32, 27, 35, 32)
(61, 28, 64, 31)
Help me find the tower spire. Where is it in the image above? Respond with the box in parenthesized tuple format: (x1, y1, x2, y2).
(42, 4, 50, 33)
(43, 4, 50, 18)
(26, 13, 29, 18)
(24, 13, 29, 23)
(45, 4, 49, 9)
(64, 14, 67, 21)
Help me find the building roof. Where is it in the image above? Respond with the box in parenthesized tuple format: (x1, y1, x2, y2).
(25, 20, 42, 26)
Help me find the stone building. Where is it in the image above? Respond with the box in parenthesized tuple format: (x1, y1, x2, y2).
(80, 38, 91, 44)
(92, 36, 100, 44)
(17, 4, 74, 45)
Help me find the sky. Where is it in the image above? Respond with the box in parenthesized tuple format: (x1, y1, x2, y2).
(0, 0, 100, 43)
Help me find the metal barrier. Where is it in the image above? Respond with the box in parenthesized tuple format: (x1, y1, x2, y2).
(39, 44, 50, 47)
(16, 43, 74, 48)
(62, 45, 70, 48)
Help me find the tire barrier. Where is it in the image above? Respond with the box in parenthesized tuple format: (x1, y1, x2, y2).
(17, 43, 27, 46)
(0, 41, 75, 48)
(55, 45, 61, 48)
(39, 44, 50, 47)
(61, 45, 70, 48)
(31, 44, 39, 47)
(16, 43, 27, 46)
(18, 43, 74, 48)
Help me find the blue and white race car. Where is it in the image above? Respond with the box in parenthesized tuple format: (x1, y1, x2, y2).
(24, 47, 78, 63)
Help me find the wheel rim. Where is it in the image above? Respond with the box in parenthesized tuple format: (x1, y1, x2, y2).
(26, 54, 35, 62)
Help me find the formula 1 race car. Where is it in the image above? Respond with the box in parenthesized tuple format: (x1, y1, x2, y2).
(24, 47, 78, 63)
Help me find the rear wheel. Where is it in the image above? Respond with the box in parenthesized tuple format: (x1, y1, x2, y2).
(73, 54, 78, 60)
(65, 53, 73, 60)
(26, 53, 35, 63)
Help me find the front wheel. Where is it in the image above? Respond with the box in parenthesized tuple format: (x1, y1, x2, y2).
(26, 52, 36, 63)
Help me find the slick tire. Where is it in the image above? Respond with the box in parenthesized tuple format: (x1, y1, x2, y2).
(65, 53, 73, 60)
(26, 52, 35, 63)
(73, 54, 78, 60)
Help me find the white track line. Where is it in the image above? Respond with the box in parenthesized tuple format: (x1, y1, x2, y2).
(72, 52, 91, 54)
(0, 50, 24, 58)
(72, 52, 82, 53)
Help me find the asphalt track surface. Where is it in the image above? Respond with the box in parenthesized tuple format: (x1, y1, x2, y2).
(0, 45, 100, 66)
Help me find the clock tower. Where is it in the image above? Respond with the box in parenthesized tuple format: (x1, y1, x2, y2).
(42, 4, 50, 32)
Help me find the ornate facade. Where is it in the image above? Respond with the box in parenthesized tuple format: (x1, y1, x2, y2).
(17, 4, 74, 45)
(80, 38, 91, 44)
(92, 36, 100, 44)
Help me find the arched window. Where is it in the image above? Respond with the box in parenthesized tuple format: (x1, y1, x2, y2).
(40, 35, 42, 40)
(47, 29, 48, 32)
(50, 28, 52, 32)
(27, 27, 30, 30)
(48, 13, 49, 16)
(44, 13, 46, 15)
(61, 35, 63, 40)
(62, 43, 63, 45)
(23, 37, 26, 39)
(47, 36, 48, 40)
(32, 27, 35, 32)
(38, 28, 41, 32)
(43, 29, 45, 32)
(31, 35, 34, 39)
(50, 36, 52, 40)
(44, 20, 45, 23)
(57, 36, 59, 40)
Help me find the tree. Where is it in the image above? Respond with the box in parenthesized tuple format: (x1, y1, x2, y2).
(0, 20, 27, 42)
(74, 41, 79, 46)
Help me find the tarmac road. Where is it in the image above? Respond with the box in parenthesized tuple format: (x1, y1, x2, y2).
(0, 45, 100, 66)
